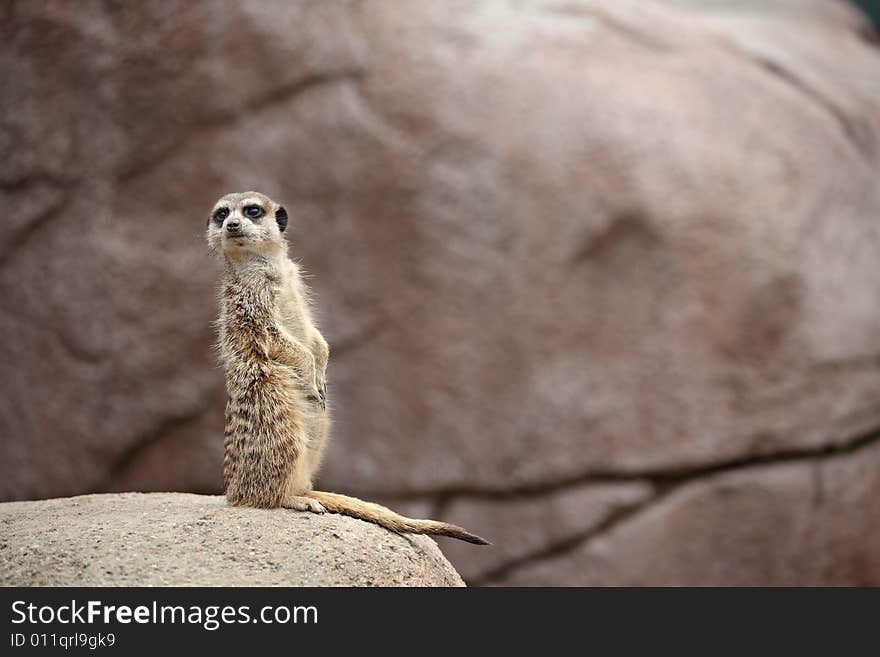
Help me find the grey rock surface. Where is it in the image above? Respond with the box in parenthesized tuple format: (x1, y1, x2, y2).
(0, 493, 465, 587)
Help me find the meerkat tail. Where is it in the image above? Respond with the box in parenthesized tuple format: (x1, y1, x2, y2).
(303, 490, 490, 545)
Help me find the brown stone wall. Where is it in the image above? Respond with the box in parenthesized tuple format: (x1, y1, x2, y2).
(2, 0, 880, 584)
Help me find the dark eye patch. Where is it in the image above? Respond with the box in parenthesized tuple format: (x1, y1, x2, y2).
(244, 205, 265, 219)
(213, 207, 230, 224)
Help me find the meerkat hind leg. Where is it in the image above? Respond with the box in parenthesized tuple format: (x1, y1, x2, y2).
(282, 460, 325, 513)
(282, 495, 326, 514)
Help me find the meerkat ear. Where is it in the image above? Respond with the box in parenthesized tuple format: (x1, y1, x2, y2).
(275, 206, 288, 232)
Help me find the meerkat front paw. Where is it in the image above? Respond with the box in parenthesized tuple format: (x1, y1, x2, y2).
(283, 496, 326, 514)
(307, 382, 327, 409)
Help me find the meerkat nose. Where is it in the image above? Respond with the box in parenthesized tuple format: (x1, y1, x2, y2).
(226, 220, 241, 232)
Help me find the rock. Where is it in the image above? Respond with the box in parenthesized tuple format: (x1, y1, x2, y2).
(490, 438, 880, 586)
(2, 0, 880, 585)
(435, 482, 655, 583)
(0, 493, 465, 586)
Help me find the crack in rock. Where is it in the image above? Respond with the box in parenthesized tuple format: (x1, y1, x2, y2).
(471, 425, 880, 585)
(469, 490, 655, 586)
(119, 67, 367, 183)
(349, 422, 880, 502)
(753, 56, 874, 161)
(100, 404, 214, 489)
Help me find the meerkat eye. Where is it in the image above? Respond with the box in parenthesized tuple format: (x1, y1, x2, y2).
(243, 205, 265, 220)
(213, 207, 230, 223)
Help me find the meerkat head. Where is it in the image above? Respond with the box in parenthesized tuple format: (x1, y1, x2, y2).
(206, 191, 289, 258)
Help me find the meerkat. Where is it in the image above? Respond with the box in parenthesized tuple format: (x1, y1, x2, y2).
(206, 191, 488, 545)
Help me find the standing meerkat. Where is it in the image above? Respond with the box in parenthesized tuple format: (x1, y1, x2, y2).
(207, 191, 488, 545)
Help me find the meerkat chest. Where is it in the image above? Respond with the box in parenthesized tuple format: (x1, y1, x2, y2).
(218, 275, 278, 358)
(276, 281, 314, 343)
(277, 301, 308, 342)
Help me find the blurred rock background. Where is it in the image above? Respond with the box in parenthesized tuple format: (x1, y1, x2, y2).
(2, 0, 879, 585)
